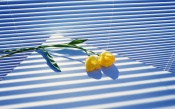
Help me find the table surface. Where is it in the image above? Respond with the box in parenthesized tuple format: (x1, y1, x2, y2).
(0, 37, 175, 109)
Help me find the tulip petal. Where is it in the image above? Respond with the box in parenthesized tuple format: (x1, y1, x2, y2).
(85, 55, 100, 72)
(98, 51, 115, 67)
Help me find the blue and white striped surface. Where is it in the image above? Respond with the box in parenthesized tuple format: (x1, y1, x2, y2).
(0, 0, 175, 108)
(0, 36, 175, 108)
(0, 0, 175, 80)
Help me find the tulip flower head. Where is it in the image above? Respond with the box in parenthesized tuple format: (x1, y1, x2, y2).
(85, 55, 100, 72)
(98, 51, 115, 67)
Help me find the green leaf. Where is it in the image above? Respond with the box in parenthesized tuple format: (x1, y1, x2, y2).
(44, 49, 61, 72)
(68, 39, 88, 45)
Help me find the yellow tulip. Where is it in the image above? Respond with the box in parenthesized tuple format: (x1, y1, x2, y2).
(98, 51, 115, 67)
(85, 55, 100, 72)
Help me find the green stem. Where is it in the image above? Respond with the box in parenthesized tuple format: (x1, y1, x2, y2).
(0, 47, 38, 58)
(0, 43, 98, 58)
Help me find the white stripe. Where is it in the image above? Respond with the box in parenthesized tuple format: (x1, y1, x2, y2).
(1, 12, 175, 24)
(1, 7, 175, 17)
(0, 70, 167, 85)
(1, 85, 175, 109)
(73, 95, 175, 109)
(1, 24, 174, 38)
(3, 1, 175, 7)
(0, 72, 172, 101)
(0, 19, 174, 30)
(1, 3, 174, 12)
(0, 65, 159, 92)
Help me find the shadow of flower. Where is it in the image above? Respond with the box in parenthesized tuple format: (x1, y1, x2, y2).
(101, 64, 119, 80)
(54, 49, 87, 56)
(50, 49, 85, 64)
(87, 69, 102, 80)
